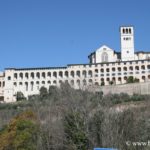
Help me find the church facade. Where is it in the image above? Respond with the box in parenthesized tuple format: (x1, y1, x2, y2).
(1, 26, 150, 102)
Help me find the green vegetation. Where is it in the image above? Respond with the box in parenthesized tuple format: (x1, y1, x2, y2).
(101, 81, 105, 86)
(16, 91, 26, 101)
(64, 111, 88, 150)
(109, 80, 114, 85)
(0, 110, 39, 150)
(0, 83, 149, 150)
(127, 76, 139, 83)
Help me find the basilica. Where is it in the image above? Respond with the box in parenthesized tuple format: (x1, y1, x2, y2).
(1, 26, 150, 102)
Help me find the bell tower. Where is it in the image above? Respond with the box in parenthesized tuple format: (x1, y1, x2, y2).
(120, 26, 135, 61)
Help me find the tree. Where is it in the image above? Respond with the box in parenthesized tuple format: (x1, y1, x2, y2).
(109, 81, 114, 85)
(127, 76, 134, 83)
(0, 110, 39, 150)
(16, 91, 26, 101)
(64, 111, 89, 150)
(101, 82, 105, 86)
(127, 76, 139, 83)
(89, 110, 104, 147)
(40, 86, 48, 99)
(134, 78, 139, 83)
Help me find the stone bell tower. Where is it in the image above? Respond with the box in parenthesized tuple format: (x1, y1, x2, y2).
(120, 26, 135, 61)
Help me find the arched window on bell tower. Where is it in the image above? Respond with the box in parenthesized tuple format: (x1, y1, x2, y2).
(102, 52, 108, 62)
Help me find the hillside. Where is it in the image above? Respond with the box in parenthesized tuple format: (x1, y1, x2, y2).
(0, 83, 150, 150)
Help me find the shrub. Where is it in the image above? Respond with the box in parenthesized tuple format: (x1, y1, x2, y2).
(127, 76, 134, 83)
(16, 91, 26, 101)
(130, 93, 144, 101)
(101, 82, 105, 86)
(0, 110, 39, 150)
(127, 76, 139, 83)
(134, 78, 139, 83)
(40, 86, 48, 99)
(109, 81, 114, 85)
(64, 111, 89, 150)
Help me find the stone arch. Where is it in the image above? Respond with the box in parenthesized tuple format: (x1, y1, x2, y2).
(106, 68, 109, 72)
(19, 82, 22, 86)
(8, 76, 11, 80)
(36, 72, 40, 79)
(83, 79, 86, 86)
(31, 72, 34, 79)
(71, 71, 75, 77)
(47, 80, 51, 84)
(129, 66, 133, 71)
(59, 80, 62, 84)
(118, 67, 121, 71)
(14, 73, 17, 79)
(89, 79, 93, 85)
(112, 77, 116, 84)
(36, 81, 40, 90)
(95, 69, 98, 73)
(53, 72, 57, 78)
(123, 28, 125, 33)
(112, 67, 116, 71)
(31, 81, 34, 91)
(14, 82, 17, 86)
(53, 80, 57, 84)
(42, 72, 46, 78)
(124, 76, 127, 81)
(25, 82, 28, 91)
(65, 71, 68, 77)
(118, 77, 122, 82)
(141, 65, 145, 70)
(129, 28, 131, 33)
(25, 72, 29, 79)
(59, 71, 63, 78)
(88, 70, 92, 77)
(76, 70, 80, 77)
(36, 81, 39, 84)
(77, 79, 80, 86)
(42, 81, 45, 84)
(106, 78, 110, 81)
(123, 67, 127, 71)
(19, 72, 23, 79)
(147, 65, 150, 69)
(71, 80, 74, 86)
(135, 66, 139, 70)
(100, 68, 104, 73)
(142, 76, 146, 81)
(47, 72, 51, 77)
(101, 78, 104, 82)
(101, 78, 105, 86)
(95, 82, 99, 86)
(82, 70, 86, 78)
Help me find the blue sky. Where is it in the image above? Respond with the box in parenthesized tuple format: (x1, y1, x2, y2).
(0, 0, 150, 70)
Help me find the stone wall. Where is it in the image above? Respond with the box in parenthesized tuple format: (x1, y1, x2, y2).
(93, 82, 150, 95)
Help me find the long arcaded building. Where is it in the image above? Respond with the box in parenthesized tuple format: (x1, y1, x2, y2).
(1, 26, 150, 102)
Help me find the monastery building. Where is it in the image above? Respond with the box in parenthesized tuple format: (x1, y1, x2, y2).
(0, 26, 150, 102)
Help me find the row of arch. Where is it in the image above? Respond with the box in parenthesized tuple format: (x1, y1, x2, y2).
(122, 28, 132, 34)
(13, 75, 150, 91)
(13, 70, 93, 79)
(14, 79, 94, 91)
(11, 65, 150, 80)
(100, 65, 150, 72)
